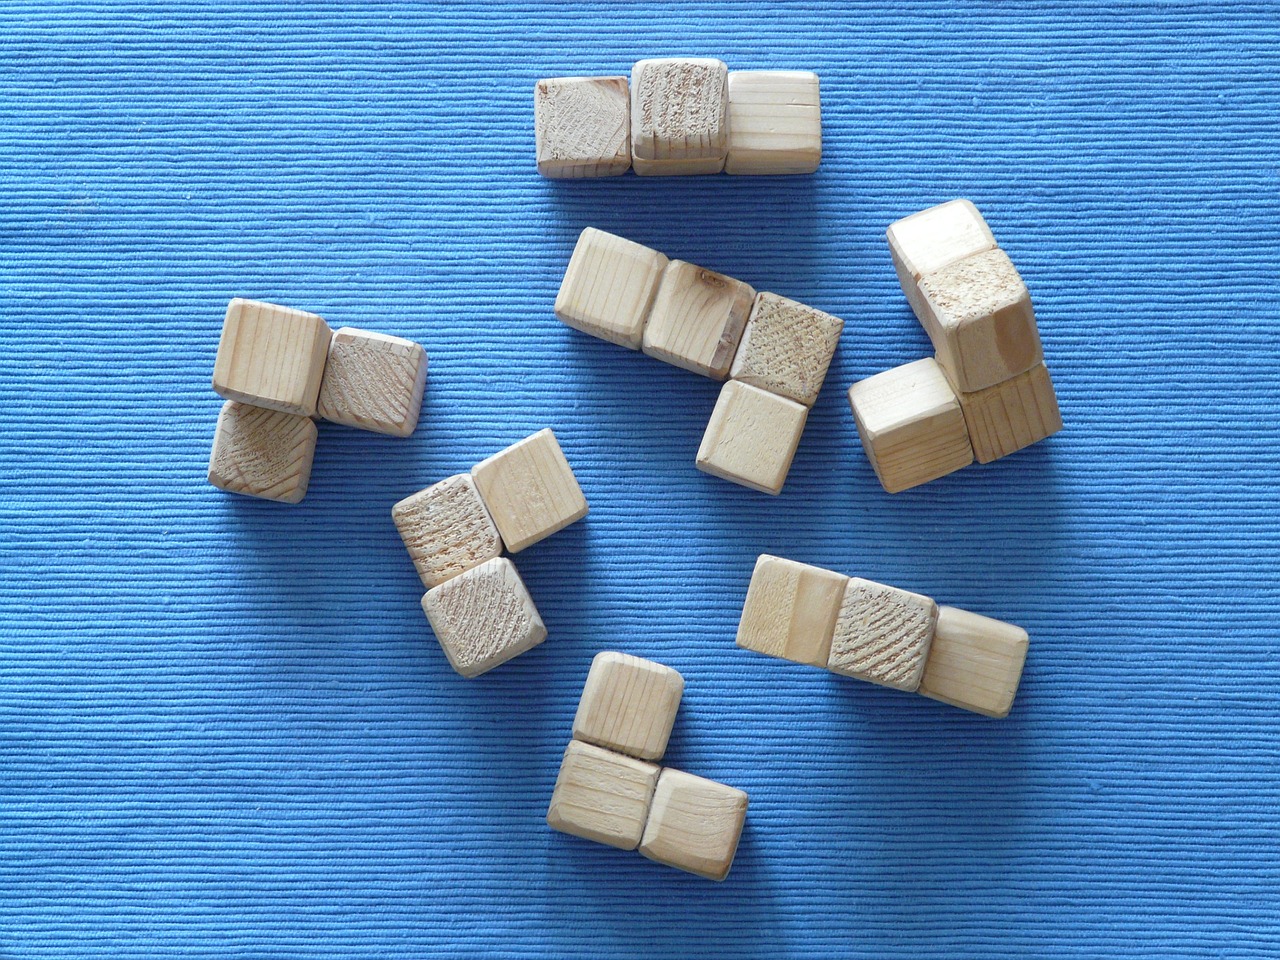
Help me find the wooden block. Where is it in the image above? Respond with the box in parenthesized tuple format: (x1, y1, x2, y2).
(208, 400, 317, 504)
(630, 58, 728, 176)
(392, 474, 504, 589)
(555, 228, 668, 349)
(573, 651, 684, 761)
(728, 291, 844, 406)
(736, 554, 848, 668)
(918, 606, 1029, 718)
(212, 298, 332, 417)
(534, 76, 631, 178)
(420, 557, 546, 678)
(315, 327, 428, 437)
(697, 381, 808, 495)
(638, 768, 748, 882)
(546, 740, 660, 851)
(847, 358, 974, 494)
(827, 577, 938, 692)
(724, 70, 822, 176)
(887, 199, 997, 298)
(643, 260, 755, 379)
(953, 362, 1062, 464)
(470, 428, 588, 553)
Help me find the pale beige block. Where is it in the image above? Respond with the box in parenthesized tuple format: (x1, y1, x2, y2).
(534, 76, 631, 178)
(392, 474, 504, 589)
(918, 605, 1029, 718)
(848, 358, 974, 494)
(953, 362, 1062, 464)
(736, 554, 847, 668)
(724, 70, 822, 176)
(631, 58, 728, 176)
(827, 577, 938, 692)
(555, 228, 668, 349)
(887, 199, 997, 291)
(546, 740, 660, 850)
(421, 557, 547, 678)
(639, 768, 748, 882)
(212, 298, 332, 417)
(573, 652, 684, 762)
(728, 291, 844, 406)
(208, 400, 317, 504)
(315, 327, 427, 437)
(470, 428, 588, 553)
(643, 260, 755, 379)
(697, 381, 808, 495)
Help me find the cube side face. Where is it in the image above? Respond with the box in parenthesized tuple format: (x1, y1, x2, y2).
(918, 605, 1029, 718)
(572, 651, 685, 761)
(724, 70, 822, 176)
(212, 299, 332, 417)
(555, 228, 668, 349)
(643, 261, 755, 379)
(959, 362, 1063, 463)
(886, 199, 996, 282)
(534, 76, 631, 178)
(827, 577, 939, 692)
(631, 58, 728, 175)
(696, 381, 808, 495)
(208, 401, 317, 504)
(546, 741, 660, 850)
(470, 429, 588, 553)
(728, 291, 844, 406)
(392, 474, 504, 588)
(638, 769, 748, 881)
(316, 327, 428, 436)
(736, 554, 847, 668)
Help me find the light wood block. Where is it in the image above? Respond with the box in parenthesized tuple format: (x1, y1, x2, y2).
(573, 652, 684, 761)
(555, 228, 668, 349)
(848, 358, 974, 494)
(534, 76, 631, 178)
(212, 298, 332, 417)
(918, 605, 1029, 718)
(643, 260, 755, 379)
(392, 474, 504, 589)
(697, 381, 808, 495)
(315, 327, 428, 437)
(724, 70, 822, 176)
(470, 428, 588, 553)
(953, 362, 1062, 464)
(546, 740, 660, 851)
(420, 557, 546, 678)
(827, 577, 938, 692)
(631, 58, 728, 176)
(208, 400, 317, 504)
(638, 768, 748, 882)
(728, 291, 844, 406)
(887, 199, 997, 305)
(736, 554, 848, 668)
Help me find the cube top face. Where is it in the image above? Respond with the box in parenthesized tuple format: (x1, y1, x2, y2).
(919, 605, 1029, 718)
(534, 76, 631, 178)
(212, 298, 332, 417)
(572, 651, 685, 761)
(848, 357, 965, 441)
(728, 291, 844, 406)
(827, 577, 939, 692)
(887, 199, 996, 282)
(696, 380, 808, 495)
(316, 326, 428, 437)
(736, 554, 848, 668)
(470, 428, 588, 553)
(631, 58, 729, 175)
(724, 70, 822, 176)
(639, 768, 748, 882)
(555, 228, 669, 350)
(546, 740, 660, 851)
(392, 473, 504, 589)
(958, 362, 1063, 464)
(208, 400, 317, 504)
(643, 260, 755, 380)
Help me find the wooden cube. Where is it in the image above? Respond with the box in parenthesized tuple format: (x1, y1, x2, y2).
(208, 400, 317, 504)
(315, 327, 428, 437)
(918, 605, 1029, 718)
(728, 291, 844, 406)
(643, 261, 755, 379)
(887, 199, 997, 317)
(212, 298, 332, 417)
(736, 555, 847, 668)
(420, 557, 546, 678)
(534, 76, 631, 178)
(848, 358, 974, 493)
(639, 769, 748, 881)
(555, 228, 668, 349)
(392, 474, 504, 589)
(630, 58, 729, 176)
(954, 362, 1062, 464)
(546, 740, 659, 850)
(827, 577, 938, 692)
(470, 428, 588, 553)
(724, 70, 822, 176)
(573, 651, 684, 761)
(697, 381, 808, 495)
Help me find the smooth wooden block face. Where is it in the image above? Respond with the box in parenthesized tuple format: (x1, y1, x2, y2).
(887, 199, 997, 283)
(315, 327, 428, 436)
(848, 358, 974, 493)
(573, 651, 684, 761)
(534, 76, 631, 178)
(470, 428, 588, 553)
(724, 70, 822, 175)
(697, 381, 808, 495)
(918, 605, 1029, 718)
(392, 474, 504, 589)
(420, 558, 547, 678)
(208, 401, 317, 504)
(555, 228, 669, 349)
(956, 362, 1063, 463)
(546, 740, 660, 851)
(639, 768, 748, 882)
(643, 260, 755, 379)
(631, 58, 728, 175)
(736, 554, 848, 668)
(212, 298, 332, 417)
(827, 577, 939, 692)
(728, 291, 844, 406)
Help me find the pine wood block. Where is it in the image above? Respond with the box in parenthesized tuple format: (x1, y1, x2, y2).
(848, 358, 974, 494)
(546, 740, 660, 851)
(208, 400, 317, 504)
(697, 381, 808, 495)
(212, 298, 332, 417)
(827, 577, 938, 692)
(724, 70, 822, 176)
(918, 606, 1029, 718)
(573, 652, 684, 761)
(643, 260, 755, 379)
(555, 228, 668, 349)
(887, 199, 997, 303)
(534, 76, 631, 178)
(953, 362, 1062, 464)
(639, 768, 748, 882)
(392, 474, 504, 589)
(736, 554, 848, 668)
(631, 58, 728, 176)
(315, 327, 427, 437)
(470, 428, 588, 553)
(420, 557, 546, 678)
(728, 291, 844, 406)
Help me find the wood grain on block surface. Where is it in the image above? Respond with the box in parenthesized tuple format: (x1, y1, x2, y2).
(918, 605, 1029, 718)
(208, 401, 318, 504)
(546, 740, 660, 851)
(724, 70, 822, 175)
(736, 554, 848, 668)
(212, 298, 332, 417)
(728, 291, 844, 406)
(887, 199, 997, 286)
(470, 428, 588, 553)
(643, 260, 755, 379)
(555, 228, 668, 349)
(392, 474, 504, 589)
(630, 58, 728, 175)
(315, 327, 427, 436)
(953, 361, 1063, 464)
(573, 651, 684, 762)
(638, 768, 748, 882)
(697, 381, 808, 495)
(534, 76, 631, 178)
(827, 577, 939, 692)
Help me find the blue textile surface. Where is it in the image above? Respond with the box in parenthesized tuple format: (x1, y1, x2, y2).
(3, 2, 1279, 957)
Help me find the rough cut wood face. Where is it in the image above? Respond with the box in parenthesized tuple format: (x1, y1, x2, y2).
(208, 401, 318, 504)
(953, 361, 1062, 464)
(724, 70, 822, 176)
(918, 605, 1029, 718)
(470, 428, 588, 553)
(697, 381, 808, 495)
(643, 260, 755, 379)
(534, 76, 631, 178)
(392, 474, 504, 589)
(572, 651, 684, 762)
(212, 298, 332, 417)
(315, 327, 428, 437)
(631, 58, 728, 175)
(827, 577, 939, 692)
(887, 199, 997, 286)
(554, 228, 668, 350)
(546, 740, 660, 851)
(728, 291, 844, 406)
(736, 554, 848, 668)
(638, 768, 748, 882)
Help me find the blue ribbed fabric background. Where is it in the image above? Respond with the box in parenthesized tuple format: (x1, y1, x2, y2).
(3, 2, 1279, 957)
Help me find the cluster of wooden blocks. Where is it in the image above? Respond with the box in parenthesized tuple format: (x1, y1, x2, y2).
(548, 652, 749, 881)
(208, 298, 429, 503)
(850, 200, 1063, 493)
(535, 58, 821, 177)
(392, 429, 588, 677)
(737, 554, 1030, 718)
(557, 227, 844, 494)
